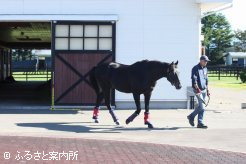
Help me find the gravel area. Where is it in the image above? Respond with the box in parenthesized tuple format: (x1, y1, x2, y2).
(208, 85, 246, 111)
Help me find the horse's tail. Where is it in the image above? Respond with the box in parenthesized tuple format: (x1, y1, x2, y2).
(89, 67, 100, 93)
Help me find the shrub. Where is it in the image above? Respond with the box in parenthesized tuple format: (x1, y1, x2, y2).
(240, 69, 246, 83)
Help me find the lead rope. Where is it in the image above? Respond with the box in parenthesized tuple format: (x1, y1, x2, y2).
(205, 96, 210, 107)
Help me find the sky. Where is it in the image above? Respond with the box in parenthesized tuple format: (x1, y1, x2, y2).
(219, 0, 246, 31)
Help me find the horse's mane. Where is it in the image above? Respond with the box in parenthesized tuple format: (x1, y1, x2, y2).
(133, 60, 169, 68)
(133, 59, 149, 65)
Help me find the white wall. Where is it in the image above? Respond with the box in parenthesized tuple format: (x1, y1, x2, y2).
(114, 0, 201, 104)
(0, 0, 202, 108)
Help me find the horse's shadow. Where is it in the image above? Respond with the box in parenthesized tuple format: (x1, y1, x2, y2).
(16, 122, 191, 134)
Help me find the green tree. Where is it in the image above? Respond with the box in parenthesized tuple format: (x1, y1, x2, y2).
(202, 13, 234, 65)
(12, 49, 33, 61)
(234, 30, 246, 52)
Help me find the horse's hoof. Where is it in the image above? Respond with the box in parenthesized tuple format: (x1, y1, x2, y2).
(94, 119, 99, 123)
(147, 123, 154, 129)
(125, 119, 131, 125)
(145, 122, 154, 128)
(115, 121, 120, 125)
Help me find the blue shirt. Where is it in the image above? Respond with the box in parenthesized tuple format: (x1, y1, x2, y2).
(191, 64, 208, 90)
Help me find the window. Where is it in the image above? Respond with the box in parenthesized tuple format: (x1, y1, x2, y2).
(55, 23, 113, 51)
(232, 58, 238, 64)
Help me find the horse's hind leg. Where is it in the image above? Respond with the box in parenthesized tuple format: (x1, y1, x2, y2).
(144, 92, 154, 128)
(103, 88, 120, 125)
(126, 93, 141, 124)
(92, 92, 104, 123)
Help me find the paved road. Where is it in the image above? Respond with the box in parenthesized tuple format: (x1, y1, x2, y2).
(0, 108, 246, 163)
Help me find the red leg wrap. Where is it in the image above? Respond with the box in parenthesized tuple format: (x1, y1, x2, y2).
(93, 107, 99, 119)
(144, 112, 149, 123)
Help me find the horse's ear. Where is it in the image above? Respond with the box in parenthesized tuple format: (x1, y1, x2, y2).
(170, 61, 174, 65)
(175, 60, 178, 65)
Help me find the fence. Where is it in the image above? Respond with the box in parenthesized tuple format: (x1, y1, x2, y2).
(12, 69, 52, 81)
(208, 66, 245, 80)
(12, 60, 38, 72)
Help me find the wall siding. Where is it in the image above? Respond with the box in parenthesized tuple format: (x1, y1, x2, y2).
(0, 0, 202, 108)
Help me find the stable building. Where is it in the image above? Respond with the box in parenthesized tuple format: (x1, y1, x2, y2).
(224, 52, 246, 66)
(0, 0, 233, 109)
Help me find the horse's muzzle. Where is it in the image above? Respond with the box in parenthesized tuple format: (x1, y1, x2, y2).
(176, 84, 182, 90)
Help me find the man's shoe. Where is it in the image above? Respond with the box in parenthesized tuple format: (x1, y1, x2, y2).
(187, 116, 194, 127)
(197, 123, 208, 129)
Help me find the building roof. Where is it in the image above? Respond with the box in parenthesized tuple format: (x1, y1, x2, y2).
(34, 50, 51, 57)
(195, 0, 233, 13)
(225, 52, 246, 58)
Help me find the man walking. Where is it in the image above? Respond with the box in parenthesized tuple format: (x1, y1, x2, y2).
(187, 55, 210, 128)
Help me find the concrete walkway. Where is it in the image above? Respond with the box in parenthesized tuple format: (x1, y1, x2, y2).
(0, 108, 246, 163)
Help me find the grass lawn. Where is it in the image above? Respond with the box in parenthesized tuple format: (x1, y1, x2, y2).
(12, 72, 51, 81)
(209, 75, 246, 90)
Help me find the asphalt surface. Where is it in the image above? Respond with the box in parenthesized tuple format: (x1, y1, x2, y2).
(1, 108, 246, 163)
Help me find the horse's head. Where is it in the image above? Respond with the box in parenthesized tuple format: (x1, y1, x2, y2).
(167, 61, 182, 90)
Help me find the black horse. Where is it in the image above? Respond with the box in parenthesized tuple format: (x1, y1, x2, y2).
(89, 60, 182, 128)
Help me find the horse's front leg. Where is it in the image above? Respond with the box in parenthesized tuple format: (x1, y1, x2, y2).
(144, 92, 154, 128)
(126, 93, 141, 124)
(104, 88, 120, 125)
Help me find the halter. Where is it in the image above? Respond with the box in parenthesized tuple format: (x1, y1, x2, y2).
(167, 70, 177, 86)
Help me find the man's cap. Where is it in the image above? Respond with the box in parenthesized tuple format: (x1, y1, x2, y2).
(200, 55, 210, 61)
